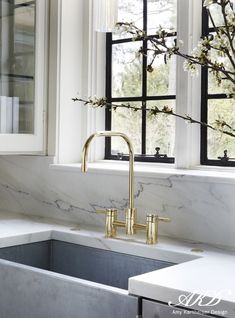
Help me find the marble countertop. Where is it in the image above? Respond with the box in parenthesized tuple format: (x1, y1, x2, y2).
(0, 212, 234, 317)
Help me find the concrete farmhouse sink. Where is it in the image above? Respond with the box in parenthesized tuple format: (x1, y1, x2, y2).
(0, 240, 174, 318)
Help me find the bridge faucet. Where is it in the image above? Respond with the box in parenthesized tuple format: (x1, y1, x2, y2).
(81, 131, 170, 244)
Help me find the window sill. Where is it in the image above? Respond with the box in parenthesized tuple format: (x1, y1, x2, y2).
(50, 160, 235, 184)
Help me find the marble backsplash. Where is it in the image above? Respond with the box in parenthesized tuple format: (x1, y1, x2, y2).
(0, 155, 234, 249)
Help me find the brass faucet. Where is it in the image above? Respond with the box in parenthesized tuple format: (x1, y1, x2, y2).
(81, 131, 170, 244)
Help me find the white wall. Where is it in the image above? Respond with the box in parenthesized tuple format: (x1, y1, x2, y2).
(0, 155, 235, 250)
(55, 0, 87, 163)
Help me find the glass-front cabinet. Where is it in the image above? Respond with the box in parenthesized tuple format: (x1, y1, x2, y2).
(0, 0, 47, 153)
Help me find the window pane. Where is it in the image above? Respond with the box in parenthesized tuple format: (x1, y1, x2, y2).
(208, 1, 235, 28)
(207, 99, 235, 160)
(113, 0, 143, 40)
(208, 72, 230, 95)
(147, 0, 177, 34)
(112, 42, 142, 98)
(111, 103, 142, 154)
(208, 3, 224, 27)
(146, 100, 175, 156)
(0, 1, 35, 134)
(147, 39, 176, 96)
(208, 45, 232, 95)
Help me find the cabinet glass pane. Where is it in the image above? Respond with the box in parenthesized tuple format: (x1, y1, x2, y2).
(15, 0, 33, 4)
(0, 0, 35, 134)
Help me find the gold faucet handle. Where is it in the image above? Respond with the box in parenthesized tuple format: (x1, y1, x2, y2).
(96, 209, 117, 238)
(157, 216, 171, 223)
(146, 214, 171, 245)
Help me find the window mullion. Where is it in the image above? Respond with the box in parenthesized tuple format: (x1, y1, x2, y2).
(142, 49, 147, 155)
(141, 0, 147, 155)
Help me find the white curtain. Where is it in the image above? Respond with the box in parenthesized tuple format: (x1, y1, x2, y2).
(93, 0, 118, 32)
(83, 0, 108, 160)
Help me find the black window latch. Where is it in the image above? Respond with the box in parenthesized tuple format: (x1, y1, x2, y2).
(154, 147, 168, 159)
(217, 150, 235, 162)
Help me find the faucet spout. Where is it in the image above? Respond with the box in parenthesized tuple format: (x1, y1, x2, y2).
(81, 131, 135, 211)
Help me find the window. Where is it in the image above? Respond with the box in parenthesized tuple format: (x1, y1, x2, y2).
(201, 1, 235, 166)
(105, 0, 177, 163)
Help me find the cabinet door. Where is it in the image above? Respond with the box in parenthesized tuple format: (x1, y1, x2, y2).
(0, 0, 47, 153)
(142, 300, 211, 318)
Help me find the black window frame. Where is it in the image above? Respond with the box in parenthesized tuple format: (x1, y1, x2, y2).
(200, 2, 235, 167)
(105, 0, 176, 164)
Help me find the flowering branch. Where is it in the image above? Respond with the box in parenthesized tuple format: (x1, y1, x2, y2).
(72, 97, 235, 138)
(73, 0, 235, 143)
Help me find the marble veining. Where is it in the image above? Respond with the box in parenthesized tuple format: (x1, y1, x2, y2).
(0, 156, 234, 249)
(0, 181, 95, 215)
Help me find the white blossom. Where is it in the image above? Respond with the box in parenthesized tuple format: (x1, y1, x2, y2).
(183, 61, 199, 76)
